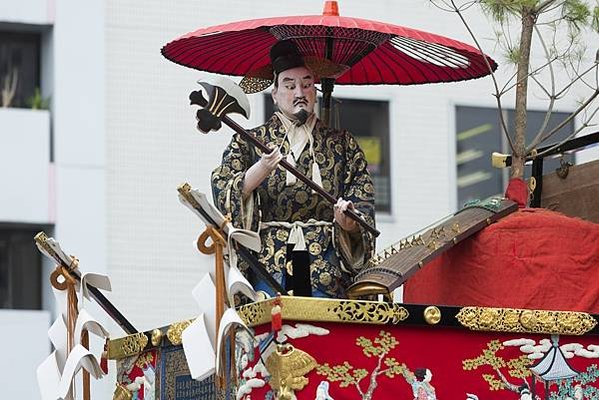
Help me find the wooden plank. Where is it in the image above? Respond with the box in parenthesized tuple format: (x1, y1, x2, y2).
(541, 159, 599, 224)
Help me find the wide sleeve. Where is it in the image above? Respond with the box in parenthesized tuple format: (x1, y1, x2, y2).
(334, 131, 376, 274)
(211, 132, 260, 232)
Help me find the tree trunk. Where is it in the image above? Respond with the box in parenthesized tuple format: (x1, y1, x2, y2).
(511, 8, 536, 180)
(363, 354, 385, 400)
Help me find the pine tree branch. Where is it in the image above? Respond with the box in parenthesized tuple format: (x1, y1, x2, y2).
(494, 367, 519, 393)
(534, 104, 599, 157)
(528, 87, 599, 150)
(448, 0, 515, 152)
(364, 352, 387, 399)
(354, 381, 366, 398)
(555, 63, 599, 98)
(499, 57, 558, 96)
(536, 0, 559, 14)
(500, 56, 559, 95)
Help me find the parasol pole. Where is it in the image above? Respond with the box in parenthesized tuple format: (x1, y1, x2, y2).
(320, 78, 335, 128)
(320, 2, 338, 127)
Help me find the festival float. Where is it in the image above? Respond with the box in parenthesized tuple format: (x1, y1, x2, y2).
(34, 1, 599, 399)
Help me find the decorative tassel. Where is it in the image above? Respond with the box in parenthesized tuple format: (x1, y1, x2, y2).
(285, 153, 296, 186)
(100, 353, 108, 375)
(271, 304, 282, 331)
(100, 346, 108, 374)
(271, 295, 283, 332)
(311, 161, 322, 189)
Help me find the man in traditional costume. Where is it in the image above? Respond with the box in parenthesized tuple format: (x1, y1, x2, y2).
(211, 40, 375, 298)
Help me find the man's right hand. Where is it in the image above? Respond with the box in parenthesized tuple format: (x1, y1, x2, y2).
(242, 144, 283, 198)
(259, 144, 283, 172)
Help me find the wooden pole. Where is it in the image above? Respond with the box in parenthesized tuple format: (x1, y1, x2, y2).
(197, 226, 228, 332)
(196, 225, 229, 390)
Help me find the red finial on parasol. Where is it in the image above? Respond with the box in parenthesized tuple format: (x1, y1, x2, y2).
(322, 1, 339, 16)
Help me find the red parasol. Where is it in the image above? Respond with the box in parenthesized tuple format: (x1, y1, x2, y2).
(162, 1, 497, 122)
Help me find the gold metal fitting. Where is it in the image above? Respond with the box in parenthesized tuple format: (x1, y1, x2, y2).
(424, 306, 442, 325)
(151, 329, 163, 347)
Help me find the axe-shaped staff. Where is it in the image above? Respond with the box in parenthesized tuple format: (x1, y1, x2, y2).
(190, 78, 380, 237)
(34, 232, 137, 335)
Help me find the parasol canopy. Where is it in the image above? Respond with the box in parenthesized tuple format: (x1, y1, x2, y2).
(161, 1, 497, 88)
(162, 1, 497, 125)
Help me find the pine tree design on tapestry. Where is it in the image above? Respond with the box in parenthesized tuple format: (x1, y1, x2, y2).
(316, 330, 407, 400)
(463, 340, 533, 392)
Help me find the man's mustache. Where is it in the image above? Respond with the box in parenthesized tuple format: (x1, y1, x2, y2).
(293, 97, 308, 106)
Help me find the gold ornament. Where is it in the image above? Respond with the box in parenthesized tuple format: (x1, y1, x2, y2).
(424, 306, 441, 325)
(266, 344, 317, 400)
(113, 383, 132, 400)
(151, 329, 163, 347)
(309, 242, 322, 256)
(456, 306, 597, 335)
(237, 297, 408, 327)
(167, 320, 193, 345)
(110, 333, 148, 359)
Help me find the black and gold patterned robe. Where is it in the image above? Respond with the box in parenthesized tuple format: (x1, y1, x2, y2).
(211, 115, 375, 298)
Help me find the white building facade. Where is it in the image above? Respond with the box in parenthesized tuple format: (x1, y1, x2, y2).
(1, 0, 597, 398)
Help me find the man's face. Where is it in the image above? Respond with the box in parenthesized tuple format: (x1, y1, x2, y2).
(272, 66, 317, 121)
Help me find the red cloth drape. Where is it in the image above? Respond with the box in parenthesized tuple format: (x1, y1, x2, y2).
(404, 208, 599, 313)
(505, 177, 528, 207)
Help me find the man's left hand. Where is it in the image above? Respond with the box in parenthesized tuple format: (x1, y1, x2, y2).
(334, 198, 359, 233)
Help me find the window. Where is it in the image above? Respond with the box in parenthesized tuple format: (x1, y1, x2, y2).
(456, 106, 575, 207)
(264, 96, 391, 212)
(0, 226, 44, 310)
(455, 107, 504, 206)
(0, 31, 41, 108)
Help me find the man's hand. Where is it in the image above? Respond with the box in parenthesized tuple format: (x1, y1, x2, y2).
(334, 198, 359, 232)
(259, 143, 283, 172)
(242, 143, 283, 198)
